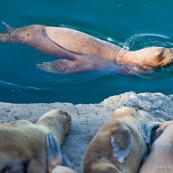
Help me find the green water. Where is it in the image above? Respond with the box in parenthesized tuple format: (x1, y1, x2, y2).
(1, 0, 173, 104)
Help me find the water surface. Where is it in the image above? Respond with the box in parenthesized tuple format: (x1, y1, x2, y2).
(1, 0, 173, 104)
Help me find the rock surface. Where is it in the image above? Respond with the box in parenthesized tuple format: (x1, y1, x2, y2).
(0, 91, 173, 172)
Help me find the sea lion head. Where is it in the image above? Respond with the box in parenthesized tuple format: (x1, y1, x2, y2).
(112, 107, 140, 120)
(117, 47, 173, 73)
(37, 109, 72, 135)
(133, 47, 173, 68)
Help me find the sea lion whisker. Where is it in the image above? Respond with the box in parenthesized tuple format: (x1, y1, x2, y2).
(153, 56, 169, 67)
(161, 57, 170, 67)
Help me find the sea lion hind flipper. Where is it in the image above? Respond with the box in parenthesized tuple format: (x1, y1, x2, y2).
(37, 59, 88, 74)
(0, 22, 16, 42)
(111, 128, 133, 163)
(46, 133, 63, 165)
(1, 21, 15, 33)
(62, 154, 73, 168)
(138, 123, 159, 145)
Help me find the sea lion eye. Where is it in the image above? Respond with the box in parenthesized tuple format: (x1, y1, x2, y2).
(158, 51, 164, 58)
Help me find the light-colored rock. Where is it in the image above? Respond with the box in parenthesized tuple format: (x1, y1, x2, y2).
(0, 92, 173, 172)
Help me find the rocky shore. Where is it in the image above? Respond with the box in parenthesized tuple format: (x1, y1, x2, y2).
(0, 91, 173, 172)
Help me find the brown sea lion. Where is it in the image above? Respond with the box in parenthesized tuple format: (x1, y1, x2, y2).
(83, 107, 147, 173)
(0, 23, 173, 74)
(0, 109, 72, 173)
(139, 120, 173, 173)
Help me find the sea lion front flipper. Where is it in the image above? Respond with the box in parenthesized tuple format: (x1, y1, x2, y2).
(37, 59, 88, 74)
(138, 123, 160, 146)
(111, 128, 133, 163)
(37, 55, 119, 74)
(46, 133, 63, 170)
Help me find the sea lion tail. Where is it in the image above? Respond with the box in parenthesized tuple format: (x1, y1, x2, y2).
(2, 21, 11, 30)
(62, 154, 73, 168)
(0, 21, 16, 42)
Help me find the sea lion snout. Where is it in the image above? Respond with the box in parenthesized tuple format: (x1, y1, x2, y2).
(54, 109, 72, 129)
(168, 48, 173, 61)
(140, 47, 173, 67)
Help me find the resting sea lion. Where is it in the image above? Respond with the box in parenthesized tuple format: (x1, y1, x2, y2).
(0, 109, 72, 173)
(139, 120, 173, 173)
(0, 23, 173, 74)
(83, 107, 147, 173)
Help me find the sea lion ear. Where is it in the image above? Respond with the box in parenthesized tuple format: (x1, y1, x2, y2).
(111, 128, 132, 163)
(138, 123, 159, 145)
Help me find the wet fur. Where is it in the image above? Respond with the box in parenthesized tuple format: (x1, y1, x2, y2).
(0, 23, 173, 74)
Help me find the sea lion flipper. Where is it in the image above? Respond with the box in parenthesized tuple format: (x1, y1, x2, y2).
(138, 123, 159, 145)
(37, 59, 86, 74)
(111, 128, 133, 163)
(37, 58, 102, 74)
(46, 133, 63, 165)
(62, 154, 73, 168)
(1, 21, 15, 33)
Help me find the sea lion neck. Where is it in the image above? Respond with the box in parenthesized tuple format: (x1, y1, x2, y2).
(115, 49, 132, 64)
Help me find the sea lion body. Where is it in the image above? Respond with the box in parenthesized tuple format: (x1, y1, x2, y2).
(0, 24, 119, 73)
(0, 24, 173, 74)
(83, 107, 147, 173)
(139, 120, 173, 173)
(0, 109, 71, 173)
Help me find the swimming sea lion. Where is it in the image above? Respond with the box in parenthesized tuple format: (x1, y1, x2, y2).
(139, 120, 173, 173)
(0, 23, 173, 74)
(0, 109, 71, 173)
(83, 107, 147, 173)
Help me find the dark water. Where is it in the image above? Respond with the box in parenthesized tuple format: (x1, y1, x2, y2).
(1, 0, 173, 104)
